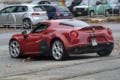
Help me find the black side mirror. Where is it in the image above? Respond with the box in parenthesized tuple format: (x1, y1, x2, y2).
(22, 30, 27, 35)
(22, 31, 28, 39)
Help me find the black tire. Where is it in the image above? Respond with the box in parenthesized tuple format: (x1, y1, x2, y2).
(3, 25, 10, 28)
(51, 40, 68, 61)
(74, 13, 78, 17)
(97, 49, 112, 57)
(90, 11, 95, 17)
(9, 40, 22, 58)
(73, 11, 78, 17)
(23, 19, 32, 29)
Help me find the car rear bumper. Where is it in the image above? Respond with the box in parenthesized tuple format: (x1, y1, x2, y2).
(67, 42, 114, 54)
(31, 17, 48, 25)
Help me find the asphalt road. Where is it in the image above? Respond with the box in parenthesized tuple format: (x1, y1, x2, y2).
(0, 23, 120, 80)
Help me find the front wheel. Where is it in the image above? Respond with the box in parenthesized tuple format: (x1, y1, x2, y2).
(51, 40, 68, 61)
(97, 49, 112, 57)
(9, 40, 21, 58)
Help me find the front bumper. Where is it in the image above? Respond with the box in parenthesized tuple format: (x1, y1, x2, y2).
(67, 42, 114, 54)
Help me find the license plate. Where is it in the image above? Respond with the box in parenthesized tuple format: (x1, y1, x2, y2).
(64, 14, 69, 16)
(91, 38, 98, 46)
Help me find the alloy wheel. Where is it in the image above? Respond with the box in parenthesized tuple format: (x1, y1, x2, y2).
(23, 19, 32, 29)
(52, 40, 65, 60)
(9, 40, 21, 58)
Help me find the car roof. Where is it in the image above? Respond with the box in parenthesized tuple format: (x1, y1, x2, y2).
(45, 19, 70, 23)
(6, 3, 39, 7)
(32, 0, 50, 3)
(44, 19, 90, 27)
(40, 4, 61, 7)
(46, 19, 81, 23)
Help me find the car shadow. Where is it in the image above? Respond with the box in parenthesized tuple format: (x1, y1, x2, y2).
(68, 55, 99, 61)
(23, 54, 100, 61)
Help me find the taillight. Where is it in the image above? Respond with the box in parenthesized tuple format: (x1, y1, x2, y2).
(56, 12, 60, 17)
(107, 28, 112, 35)
(32, 13, 40, 16)
(70, 31, 78, 38)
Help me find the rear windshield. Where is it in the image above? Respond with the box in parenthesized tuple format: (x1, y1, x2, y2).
(33, 6, 45, 12)
(57, 6, 70, 12)
(60, 20, 89, 27)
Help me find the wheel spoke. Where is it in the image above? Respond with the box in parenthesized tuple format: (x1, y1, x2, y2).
(9, 41, 20, 58)
(23, 19, 31, 29)
(52, 40, 64, 60)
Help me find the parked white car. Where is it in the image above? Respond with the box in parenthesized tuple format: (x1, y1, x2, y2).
(0, 4, 48, 29)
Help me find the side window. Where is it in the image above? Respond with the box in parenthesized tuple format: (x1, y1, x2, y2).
(17, 6, 28, 12)
(1, 6, 17, 13)
(44, 6, 56, 12)
(39, 1, 50, 4)
(33, 6, 45, 12)
(31, 24, 49, 33)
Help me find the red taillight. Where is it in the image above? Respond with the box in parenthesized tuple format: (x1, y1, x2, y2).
(70, 31, 78, 38)
(107, 28, 112, 35)
(56, 12, 60, 17)
(32, 13, 40, 16)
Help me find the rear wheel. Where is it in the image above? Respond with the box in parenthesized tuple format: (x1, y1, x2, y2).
(97, 49, 112, 57)
(23, 19, 32, 29)
(9, 40, 21, 58)
(51, 40, 68, 61)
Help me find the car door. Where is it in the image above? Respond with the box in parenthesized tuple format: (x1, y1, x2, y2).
(0, 7, 14, 26)
(14, 6, 28, 25)
(23, 23, 49, 54)
(7, 6, 18, 26)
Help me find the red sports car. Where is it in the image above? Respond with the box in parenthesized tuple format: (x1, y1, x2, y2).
(9, 19, 114, 61)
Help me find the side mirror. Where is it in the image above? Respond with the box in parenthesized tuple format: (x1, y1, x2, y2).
(22, 30, 27, 35)
(22, 31, 28, 39)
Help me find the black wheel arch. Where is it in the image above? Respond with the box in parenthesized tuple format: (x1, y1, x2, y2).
(9, 38, 19, 45)
(23, 18, 31, 21)
(50, 37, 64, 48)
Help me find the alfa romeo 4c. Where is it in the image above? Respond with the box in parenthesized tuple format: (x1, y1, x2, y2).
(9, 19, 114, 60)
